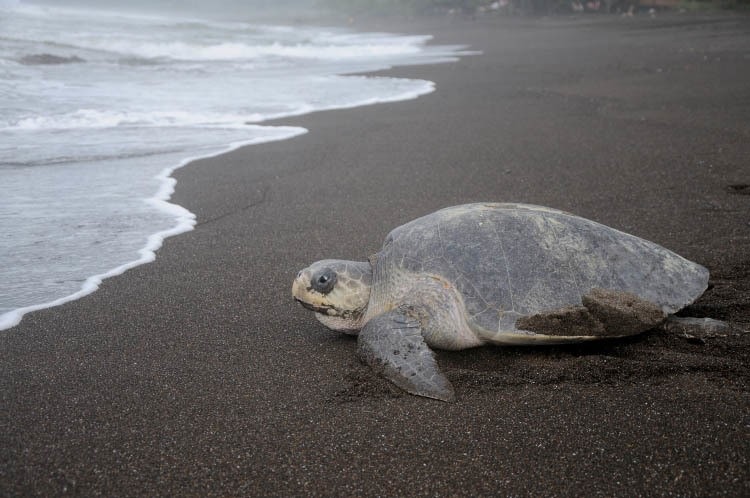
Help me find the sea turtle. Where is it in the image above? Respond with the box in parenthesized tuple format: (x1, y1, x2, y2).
(292, 203, 710, 401)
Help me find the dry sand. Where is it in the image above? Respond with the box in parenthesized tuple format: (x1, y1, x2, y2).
(2, 12, 749, 496)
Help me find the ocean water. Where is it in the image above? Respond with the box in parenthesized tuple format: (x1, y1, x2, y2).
(0, 3, 469, 329)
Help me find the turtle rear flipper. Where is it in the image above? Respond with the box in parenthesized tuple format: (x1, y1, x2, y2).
(515, 288, 667, 339)
(664, 316, 737, 343)
(357, 310, 455, 402)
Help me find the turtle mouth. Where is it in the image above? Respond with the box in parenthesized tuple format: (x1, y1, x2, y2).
(295, 297, 335, 315)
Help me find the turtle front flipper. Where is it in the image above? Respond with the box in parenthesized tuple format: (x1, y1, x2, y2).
(357, 310, 455, 402)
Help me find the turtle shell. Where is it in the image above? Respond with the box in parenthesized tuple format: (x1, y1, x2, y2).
(374, 203, 709, 334)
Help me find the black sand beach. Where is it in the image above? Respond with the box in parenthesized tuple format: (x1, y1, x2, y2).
(2, 13, 749, 496)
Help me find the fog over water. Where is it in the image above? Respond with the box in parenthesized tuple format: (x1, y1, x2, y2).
(16, 0, 321, 19)
(0, 0, 469, 329)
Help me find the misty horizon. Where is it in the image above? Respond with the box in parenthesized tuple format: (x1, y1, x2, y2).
(13, 0, 327, 21)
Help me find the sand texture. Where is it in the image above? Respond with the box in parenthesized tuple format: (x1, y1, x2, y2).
(2, 13, 749, 497)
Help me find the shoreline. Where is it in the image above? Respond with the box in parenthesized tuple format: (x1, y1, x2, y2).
(2, 12, 748, 496)
(0, 20, 457, 331)
(0, 127, 309, 331)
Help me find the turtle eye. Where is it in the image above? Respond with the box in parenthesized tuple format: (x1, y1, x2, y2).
(312, 268, 337, 294)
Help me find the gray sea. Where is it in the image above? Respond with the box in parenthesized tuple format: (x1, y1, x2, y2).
(0, 2, 468, 329)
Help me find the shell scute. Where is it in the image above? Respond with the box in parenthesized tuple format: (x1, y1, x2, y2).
(378, 203, 709, 335)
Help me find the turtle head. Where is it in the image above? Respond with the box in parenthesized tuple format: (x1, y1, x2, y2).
(292, 259, 372, 334)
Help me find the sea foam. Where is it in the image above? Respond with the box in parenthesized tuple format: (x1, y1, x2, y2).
(0, 4, 470, 330)
(0, 126, 307, 331)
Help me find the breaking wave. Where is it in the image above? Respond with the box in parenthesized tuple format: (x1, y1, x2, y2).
(0, 3, 470, 330)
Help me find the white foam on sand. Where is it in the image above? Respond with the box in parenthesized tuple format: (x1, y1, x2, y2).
(0, 76, 442, 331)
(0, 126, 307, 330)
(0, 80, 439, 331)
(0, 3, 463, 331)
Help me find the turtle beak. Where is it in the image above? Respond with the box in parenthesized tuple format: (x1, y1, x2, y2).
(294, 297, 333, 314)
(291, 273, 307, 301)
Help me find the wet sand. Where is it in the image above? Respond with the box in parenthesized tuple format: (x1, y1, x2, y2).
(2, 13, 749, 496)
